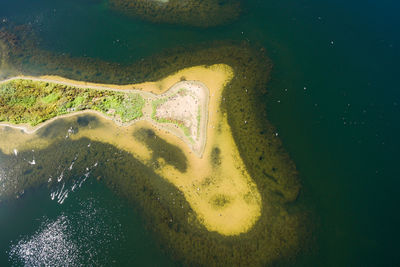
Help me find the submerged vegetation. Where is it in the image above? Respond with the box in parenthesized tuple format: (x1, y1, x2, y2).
(108, 0, 242, 27)
(0, 79, 145, 126)
(0, 25, 313, 266)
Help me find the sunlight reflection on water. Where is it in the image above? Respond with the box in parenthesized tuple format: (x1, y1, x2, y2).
(9, 215, 79, 266)
(8, 197, 123, 266)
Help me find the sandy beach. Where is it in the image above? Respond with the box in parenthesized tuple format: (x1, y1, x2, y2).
(0, 64, 262, 236)
(0, 75, 208, 157)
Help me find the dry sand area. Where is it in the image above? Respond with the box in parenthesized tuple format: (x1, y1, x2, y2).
(0, 64, 262, 235)
(151, 80, 208, 157)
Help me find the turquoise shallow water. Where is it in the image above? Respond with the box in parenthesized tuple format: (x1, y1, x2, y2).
(0, 0, 399, 265)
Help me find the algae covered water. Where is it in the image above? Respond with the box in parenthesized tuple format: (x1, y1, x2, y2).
(0, 0, 399, 266)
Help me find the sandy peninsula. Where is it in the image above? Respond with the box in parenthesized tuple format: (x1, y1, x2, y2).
(0, 76, 208, 157)
(0, 64, 262, 236)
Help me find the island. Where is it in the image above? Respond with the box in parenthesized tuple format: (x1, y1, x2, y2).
(0, 64, 261, 235)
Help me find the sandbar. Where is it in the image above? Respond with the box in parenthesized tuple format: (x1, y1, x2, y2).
(0, 64, 262, 235)
(0, 76, 209, 157)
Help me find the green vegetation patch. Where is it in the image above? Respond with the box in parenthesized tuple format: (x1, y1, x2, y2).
(0, 32, 314, 265)
(71, 95, 86, 107)
(40, 92, 60, 104)
(93, 93, 145, 122)
(0, 79, 145, 126)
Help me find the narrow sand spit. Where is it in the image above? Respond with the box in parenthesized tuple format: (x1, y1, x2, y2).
(0, 77, 209, 157)
(0, 65, 262, 236)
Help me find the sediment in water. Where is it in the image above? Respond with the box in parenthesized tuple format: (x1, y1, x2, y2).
(0, 25, 314, 265)
(108, 0, 242, 27)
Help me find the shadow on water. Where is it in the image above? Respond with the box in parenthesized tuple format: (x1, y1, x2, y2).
(37, 114, 101, 139)
(0, 32, 314, 264)
(133, 128, 188, 172)
(0, 132, 175, 266)
(0, 0, 398, 262)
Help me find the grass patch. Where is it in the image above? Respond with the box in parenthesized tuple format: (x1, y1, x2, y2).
(0, 79, 145, 126)
(72, 95, 86, 107)
(41, 92, 60, 104)
(8, 95, 36, 107)
(94, 93, 145, 122)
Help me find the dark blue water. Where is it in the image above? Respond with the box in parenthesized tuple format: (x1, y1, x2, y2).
(0, 0, 399, 265)
(0, 179, 173, 266)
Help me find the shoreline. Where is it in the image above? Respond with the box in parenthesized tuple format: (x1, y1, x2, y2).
(0, 30, 308, 264)
(0, 64, 264, 236)
(0, 109, 142, 134)
(149, 80, 209, 157)
(0, 75, 157, 95)
(0, 73, 210, 157)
